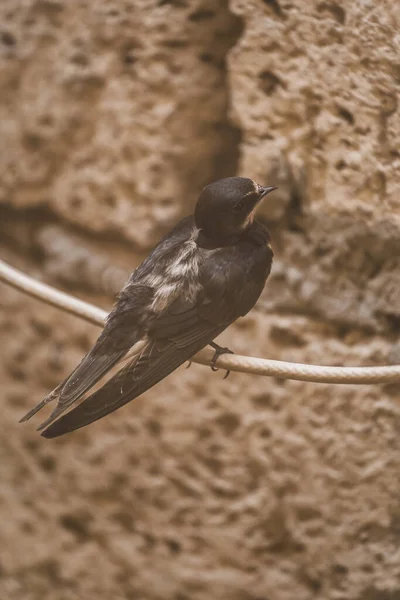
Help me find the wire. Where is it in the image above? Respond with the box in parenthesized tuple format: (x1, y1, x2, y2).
(1, 259, 399, 385)
(0, 260, 105, 326)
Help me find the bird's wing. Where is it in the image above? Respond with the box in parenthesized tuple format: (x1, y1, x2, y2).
(20, 283, 154, 424)
(40, 294, 228, 438)
(20, 217, 197, 427)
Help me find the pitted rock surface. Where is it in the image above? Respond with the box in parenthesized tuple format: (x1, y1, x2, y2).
(0, 0, 241, 247)
(1, 1, 400, 599)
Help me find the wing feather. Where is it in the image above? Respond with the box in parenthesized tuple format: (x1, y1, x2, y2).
(41, 321, 224, 438)
(20, 285, 153, 424)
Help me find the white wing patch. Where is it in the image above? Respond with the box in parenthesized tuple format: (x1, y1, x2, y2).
(144, 227, 206, 312)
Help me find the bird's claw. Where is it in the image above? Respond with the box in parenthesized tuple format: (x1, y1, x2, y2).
(186, 360, 192, 369)
(209, 343, 234, 379)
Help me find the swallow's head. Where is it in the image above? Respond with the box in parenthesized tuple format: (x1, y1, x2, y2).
(195, 177, 276, 242)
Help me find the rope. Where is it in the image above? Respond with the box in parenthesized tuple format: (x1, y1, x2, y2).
(1, 259, 399, 385)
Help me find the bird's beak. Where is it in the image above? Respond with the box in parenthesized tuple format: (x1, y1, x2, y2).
(250, 185, 277, 214)
(245, 185, 277, 225)
(258, 186, 278, 199)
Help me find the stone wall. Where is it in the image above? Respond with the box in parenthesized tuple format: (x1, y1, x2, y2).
(1, 1, 399, 599)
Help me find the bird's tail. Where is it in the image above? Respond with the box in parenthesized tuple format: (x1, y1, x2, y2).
(19, 343, 127, 428)
(19, 386, 62, 423)
(40, 329, 220, 438)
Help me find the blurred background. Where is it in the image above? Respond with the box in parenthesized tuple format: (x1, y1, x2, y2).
(1, 1, 400, 599)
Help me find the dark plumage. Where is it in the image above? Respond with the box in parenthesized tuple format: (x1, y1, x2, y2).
(20, 177, 276, 438)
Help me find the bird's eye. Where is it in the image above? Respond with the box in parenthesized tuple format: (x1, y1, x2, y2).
(233, 201, 245, 213)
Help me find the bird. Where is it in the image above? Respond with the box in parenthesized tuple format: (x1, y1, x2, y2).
(20, 177, 276, 438)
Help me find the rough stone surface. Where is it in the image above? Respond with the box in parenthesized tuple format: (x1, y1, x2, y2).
(229, 0, 400, 334)
(1, 1, 400, 600)
(0, 0, 241, 247)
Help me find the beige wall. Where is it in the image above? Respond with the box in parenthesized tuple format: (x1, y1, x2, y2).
(1, 1, 399, 599)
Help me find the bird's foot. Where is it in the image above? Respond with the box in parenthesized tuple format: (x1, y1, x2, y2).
(209, 342, 234, 379)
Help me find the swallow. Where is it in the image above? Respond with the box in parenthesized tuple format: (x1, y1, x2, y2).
(20, 177, 276, 438)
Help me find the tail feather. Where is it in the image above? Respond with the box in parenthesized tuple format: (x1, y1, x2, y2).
(20, 347, 127, 425)
(19, 397, 53, 423)
(41, 329, 220, 438)
(19, 385, 62, 423)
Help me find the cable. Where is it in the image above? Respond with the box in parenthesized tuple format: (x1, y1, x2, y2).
(1, 259, 399, 384)
(0, 260, 105, 326)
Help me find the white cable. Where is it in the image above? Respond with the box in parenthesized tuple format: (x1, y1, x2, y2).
(1, 259, 399, 384)
(0, 260, 105, 326)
